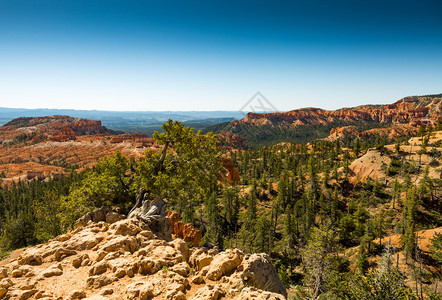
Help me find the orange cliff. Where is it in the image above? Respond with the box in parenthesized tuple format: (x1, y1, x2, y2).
(232, 96, 442, 128)
(0, 116, 159, 184)
(0, 116, 112, 142)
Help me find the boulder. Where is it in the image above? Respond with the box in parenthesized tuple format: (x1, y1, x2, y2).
(0, 278, 13, 289)
(189, 248, 213, 271)
(170, 238, 189, 262)
(34, 290, 55, 299)
(191, 284, 225, 300)
(135, 241, 185, 271)
(52, 232, 73, 242)
(137, 258, 154, 275)
(191, 274, 204, 284)
(63, 227, 105, 251)
(166, 290, 186, 300)
(66, 290, 87, 300)
(170, 262, 190, 277)
(41, 264, 63, 277)
(11, 266, 32, 278)
(72, 254, 90, 268)
(113, 268, 126, 278)
(86, 275, 113, 289)
(8, 289, 38, 300)
(15, 279, 36, 291)
(231, 287, 286, 300)
(54, 248, 77, 261)
(75, 208, 112, 228)
(17, 254, 43, 266)
(126, 281, 154, 300)
(205, 249, 243, 281)
(99, 236, 138, 253)
(95, 251, 107, 262)
(89, 262, 109, 276)
(105, 212, 125, 224)
(0, 268, 8, 279)
(109, 219, 143, 236)
(99, 288, 114, 295)
(240, 253, 287, 297)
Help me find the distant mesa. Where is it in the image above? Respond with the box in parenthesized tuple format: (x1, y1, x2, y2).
(235, 95, 441, 127)
(1, 115, 113, 144)
(211, 94, 442, 147)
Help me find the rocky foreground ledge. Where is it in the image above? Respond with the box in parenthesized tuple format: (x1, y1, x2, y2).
(0, 214, 287, 300)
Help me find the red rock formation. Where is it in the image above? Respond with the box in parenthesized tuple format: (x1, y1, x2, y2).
(109, 134, 156, 145)
(0, 116, 171, 184)
(219, 156, 240, 184)
(232, 96, 442, 128)
(1, 116, 112, 142)
(216, 131, 247, 149)
(227, 95, 442, 144)
(327, 124, 417, 142)
(167, 210, 202, 246)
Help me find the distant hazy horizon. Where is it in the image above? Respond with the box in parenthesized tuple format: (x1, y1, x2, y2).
(0, 93, 437, 112)
(1, 0, 441, 111)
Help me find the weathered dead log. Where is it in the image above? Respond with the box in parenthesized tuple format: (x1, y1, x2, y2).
(128, 189, 171, 240)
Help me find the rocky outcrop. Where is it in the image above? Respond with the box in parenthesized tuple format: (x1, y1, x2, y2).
(219, 157, 240, 184)
(205, 249, 243, 281)
(240, 253, 287, 296)
(234, 96, 442, 128)
(0, 214, 287, 299)
(225, 95, 442, 145)
(167, 211, 202, 247)
(216, 131, 247, 149)
(4, 116, 111, 137)
(326, 124, 417, 142)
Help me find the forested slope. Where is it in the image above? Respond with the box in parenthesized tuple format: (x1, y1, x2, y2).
(1, 119, 442, 299)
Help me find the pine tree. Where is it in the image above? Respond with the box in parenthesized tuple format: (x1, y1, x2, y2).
(403, 186, 418, 260)
(204, 192, 223, 249)
(353, 138, 361, 158)
(221, 187, 240, 234)
(284, 204, 296, 249)
(356, 244, 369, 275)
(254, 213, 271, 253)
(301, 224, 340, 299)
(392, 179, 401, 209)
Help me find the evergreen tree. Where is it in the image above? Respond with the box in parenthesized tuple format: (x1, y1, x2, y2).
(402, 186, 418, 260)
(204, 192, 223, 249)
(301, 224, 341, 299)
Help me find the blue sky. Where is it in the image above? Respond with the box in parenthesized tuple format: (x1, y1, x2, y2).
(0, 0, 441, 111)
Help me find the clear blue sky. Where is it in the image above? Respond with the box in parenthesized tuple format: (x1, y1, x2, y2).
(0, 0, 441, 111)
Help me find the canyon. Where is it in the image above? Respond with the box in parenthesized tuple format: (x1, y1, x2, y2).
(0, 116, 159, 185)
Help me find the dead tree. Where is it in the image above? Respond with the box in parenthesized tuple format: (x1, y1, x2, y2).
(128, 188, 171, 240)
